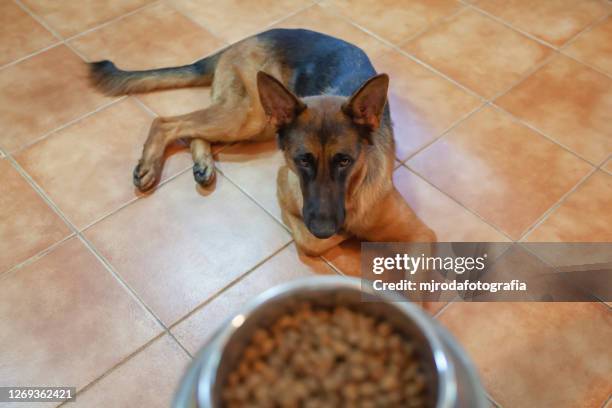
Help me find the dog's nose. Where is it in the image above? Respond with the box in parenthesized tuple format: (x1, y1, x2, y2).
(307, 217, 338, 239)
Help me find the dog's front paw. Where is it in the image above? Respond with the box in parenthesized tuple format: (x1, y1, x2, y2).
(133, 160, 161, 192)
(192, 162, 215, 186)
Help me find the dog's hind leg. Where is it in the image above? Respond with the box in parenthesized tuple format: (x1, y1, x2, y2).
(190, 138, 215, 186)
(133, 104, 238, 191)
(132, 47, 278, 191)
(133, 96, 269, 191)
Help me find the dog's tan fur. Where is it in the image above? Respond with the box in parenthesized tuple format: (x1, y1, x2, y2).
(89, 34, 435, 256)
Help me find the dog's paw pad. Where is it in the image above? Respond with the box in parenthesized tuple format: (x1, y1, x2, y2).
(133, 162, 158, 192)
(193, 163, 215, 186)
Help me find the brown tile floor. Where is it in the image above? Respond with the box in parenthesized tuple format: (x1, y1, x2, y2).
(0, 1, 610, 407)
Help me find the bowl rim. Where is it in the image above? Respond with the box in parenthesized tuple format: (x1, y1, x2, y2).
(197, 275, 459, 408)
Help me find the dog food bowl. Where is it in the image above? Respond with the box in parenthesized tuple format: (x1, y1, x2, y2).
(173, 276, 487, 408)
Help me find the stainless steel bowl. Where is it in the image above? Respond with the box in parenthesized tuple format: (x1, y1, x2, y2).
(173, 276, 487, 408)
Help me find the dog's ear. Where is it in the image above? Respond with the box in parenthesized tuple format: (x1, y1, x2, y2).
(342, 73, 389, 130)
(257, 71, 306, 127)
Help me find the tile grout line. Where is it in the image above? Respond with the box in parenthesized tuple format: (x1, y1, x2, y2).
(386, 4, 470, 49)
(487, 50, 559, 102)
(464, 4, 561, 50)
(162, 2, 230, 45)
(396, 3, 468, 48)
(214, 162, 346, 276)
(6, 154, 195, 361)
(0, 41, 62, 72)
(12, 0, 63, 41)
(6, 0, 605, 251)
(0, 233, 76, 280)
(13, 0, 612, 314)
(77, 166, 192, 232)
(5, 156, 81, 237)
(518, 166, 600, 241)
(321, 256, 346, 276)
(316, 4, 487, 102)
(602, 155, 612, 175)
(75, 137, 236, 233)
(487, 103, 600, 166)
(3, 3, 609, 405)
(395, 35, 601, 236)
(331, 0, 609, 180)
(559, 9, 612, 50)
(560, 51, 612, 81)
(55, 331, 168, 407)
(169, 0, 316, 46)
(400, 101, 488, 163)
(431, 296, 458, 319)
(75, 233, 195, 361)
(167, 240, 294, 332)
(216, 166, 291, 234)
(557, 11, 612, 81)
(9, 96, 126, 155)
(401, 162, 515, 242)
(9, 0, 589, 252)
(517, 242, 611, 305)
(62, 0, 165, 43)
(249, 2, 318, 35)
(487, 394, 503, 408)
(466, 3, 612, 82)
(366, 1, 608, 171)
(311, 10, 594, 246)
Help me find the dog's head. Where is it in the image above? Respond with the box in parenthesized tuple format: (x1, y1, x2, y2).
(257, 72, 389, 239)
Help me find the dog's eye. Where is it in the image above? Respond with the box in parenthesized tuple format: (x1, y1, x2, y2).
(296, 155, 312, 168)
(336, 156, 353, 168)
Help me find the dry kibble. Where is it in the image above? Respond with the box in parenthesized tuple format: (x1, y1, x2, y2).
(221, 303, 430, 407)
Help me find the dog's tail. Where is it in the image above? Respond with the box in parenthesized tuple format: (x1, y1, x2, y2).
(88, 50, 223, 96)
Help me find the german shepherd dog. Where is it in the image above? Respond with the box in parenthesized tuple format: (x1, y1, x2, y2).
(89, 29, 435, 255)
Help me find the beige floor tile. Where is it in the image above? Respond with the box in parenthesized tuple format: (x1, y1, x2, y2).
(0, 1, 57, 67)
(471, 0, 611, 47)
(373, 50, 483, 160)
(20, 0, 154, 38)
(0, 45, 113, 153)
(172, 244, 333, 353)
(322, 165, 508, 292)
(403, 8, 552, 99)
(497, 55, 612, 165)
(0, 160, 71, 273)
(322, 239, 448, 315)
(15, 98, 193, 229)
(322, 0, 463, 45)
(526, 171, 612, 242)
(168, 0, 311, 43)
(71, 335, 189, 408)
(603, 158, 612, 174)
(85, 171, 291, 326)
(564, 16, 612, 76)
(273, 4, 390, 58)
(407, 106, 593, 239)
(393, 166, 510, 242)
(69, 3, 225, 70)
(216, 140, 285, 223)
(0, 238, 161, 391)
(438, 302, 612, 407)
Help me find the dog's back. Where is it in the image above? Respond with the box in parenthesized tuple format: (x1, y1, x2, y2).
(260, 29, 377, 98)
